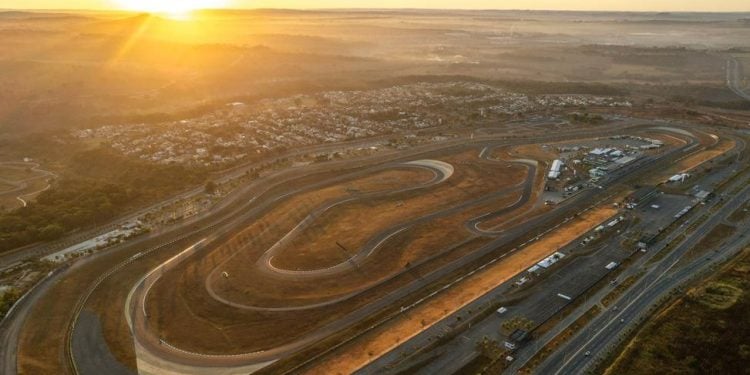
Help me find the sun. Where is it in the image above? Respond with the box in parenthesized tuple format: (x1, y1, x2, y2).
(112, 0, 229, 19)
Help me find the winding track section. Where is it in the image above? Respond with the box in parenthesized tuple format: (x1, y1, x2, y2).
(203, 159, 529, 311)
(125, 128, 698, 373)
(260, 159, 455, 276)
(133, 156, 532, 311)
(55, 123, 703, 375)
(727, 57, 750, 102)
(124, 151, 538, 370)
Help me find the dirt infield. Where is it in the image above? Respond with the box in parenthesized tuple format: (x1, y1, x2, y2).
(134, 129, 685, 358)
(140, 148, 534, 354)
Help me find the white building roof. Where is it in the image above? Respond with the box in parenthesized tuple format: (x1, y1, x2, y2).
(537, 252, 565, 268)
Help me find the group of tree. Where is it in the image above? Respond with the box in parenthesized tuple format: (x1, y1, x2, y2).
(0, 147, 207, 252)
(0, 179, 130, 250)
(0, 287, 20, 320)
(568, 112, 605, 124)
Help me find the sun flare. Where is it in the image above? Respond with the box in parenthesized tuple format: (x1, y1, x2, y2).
(112, 0, 228, 19)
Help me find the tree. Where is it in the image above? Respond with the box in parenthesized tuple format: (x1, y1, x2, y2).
(0, 287, 21, 318)
(39, 223, 65, 240)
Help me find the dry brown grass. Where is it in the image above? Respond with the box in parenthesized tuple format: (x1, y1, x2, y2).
(16, 163, 392, 371)
(690, 281, 743, 310)
(480, 144, 550, 230)
(639, 137, 735, 186)
(642, 132, 687, 148)
(393, 193, 521, 265)
(0, 180, 15, 192)
(602, 247, 750, 375)
(677, 137, 735, 171)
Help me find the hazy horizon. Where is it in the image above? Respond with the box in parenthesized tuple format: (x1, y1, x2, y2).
(3, 0, 750, 12)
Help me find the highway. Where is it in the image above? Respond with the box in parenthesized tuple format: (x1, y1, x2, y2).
(727, 57, 750, 102)
(0, 266, 66, 375)
(537, 176, 750, 375)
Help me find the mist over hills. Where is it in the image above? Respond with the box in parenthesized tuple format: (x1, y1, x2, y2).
(0, 8, 748, 133)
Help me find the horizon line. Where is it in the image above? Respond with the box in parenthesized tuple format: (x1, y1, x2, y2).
(1, 7, 750, 14)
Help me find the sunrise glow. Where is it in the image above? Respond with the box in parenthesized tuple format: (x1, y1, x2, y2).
(112, 0, 229, 19)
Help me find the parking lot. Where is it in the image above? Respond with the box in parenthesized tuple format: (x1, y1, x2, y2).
(632, 193, 695, 237)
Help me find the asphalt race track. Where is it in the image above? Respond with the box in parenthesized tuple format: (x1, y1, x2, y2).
(39, 121, 703, 375)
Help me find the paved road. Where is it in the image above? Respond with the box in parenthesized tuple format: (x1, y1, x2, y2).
(727, 58, 750, 102)
(537, 178, 750, 375)
(255, 159, 459, 278)
(73, 311, 134, 375)
(0, 267, 66, 375)
(550, 229, 750, 375)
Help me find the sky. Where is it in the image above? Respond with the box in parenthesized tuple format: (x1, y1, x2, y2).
(3, 0, 750, 12)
